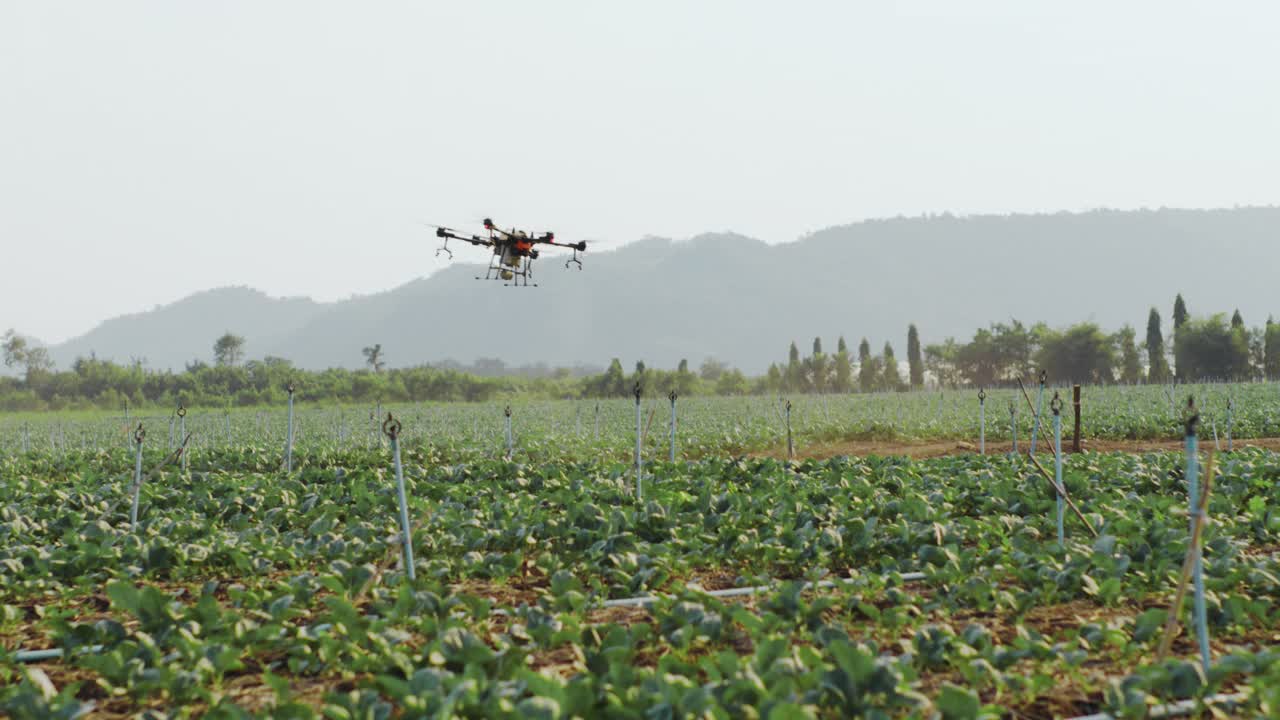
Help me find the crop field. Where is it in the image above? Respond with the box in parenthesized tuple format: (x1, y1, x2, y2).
(4, 382, 1279, 462)
(3, 382, 1280, 718)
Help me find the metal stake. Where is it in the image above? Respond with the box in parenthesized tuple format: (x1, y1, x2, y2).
(504, 405, 513, 459)
(1226, 398, 1234, 451)
(285, 384, 295, 473)
(384, 414, 415, 581)
(1184, 399, 1211, 672)
(1009, 400, 1018, 459)
(634, 383, 643, 500)
(1052, 393, 1064, 545)
(668, 391, 678, 462)
(785, 400, 794, 462)
(1072, 384, 1082, 453)
(178, 405, 187, 472)
(129, 425, 145, 530)
(978, 388, 986, 455)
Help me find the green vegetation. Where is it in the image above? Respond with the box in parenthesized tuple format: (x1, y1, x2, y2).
(5, 294, 1278, 411)
(3, 404, 1280, 717)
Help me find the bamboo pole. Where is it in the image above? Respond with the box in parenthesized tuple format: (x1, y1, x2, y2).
(1157, 451, 1216, 662)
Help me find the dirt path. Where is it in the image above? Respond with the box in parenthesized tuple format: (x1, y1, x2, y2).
(753, 436, 1280, 461)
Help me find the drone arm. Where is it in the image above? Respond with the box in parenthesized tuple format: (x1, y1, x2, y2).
(536, 238, 587, 252)
(435, 228, 493, 247)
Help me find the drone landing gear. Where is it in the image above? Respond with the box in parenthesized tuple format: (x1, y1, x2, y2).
(480, 256, 537, 287)
(565, 247, 583, 270)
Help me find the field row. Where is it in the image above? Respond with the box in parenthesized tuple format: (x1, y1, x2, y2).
(2, 445, 1280, 717)
(3, 381, 1280, 465)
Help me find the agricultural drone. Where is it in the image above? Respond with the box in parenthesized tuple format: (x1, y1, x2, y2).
(429, 218, 587, 287)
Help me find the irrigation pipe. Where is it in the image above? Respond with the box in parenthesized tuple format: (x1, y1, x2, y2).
(1066, 692, 1249, 720)
(14, 622, 337, 664)
(13, 645, 104, 663)
(603, 571, 927, 609)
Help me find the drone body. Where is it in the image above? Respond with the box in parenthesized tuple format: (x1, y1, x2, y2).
(430, 218, 586, 287)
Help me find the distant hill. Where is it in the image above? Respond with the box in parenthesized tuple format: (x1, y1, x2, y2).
(50, 287, 326, 371)
(45, 208, 1280, 374)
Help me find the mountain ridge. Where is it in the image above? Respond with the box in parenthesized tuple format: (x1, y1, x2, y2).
(38, 207, 1280, 374)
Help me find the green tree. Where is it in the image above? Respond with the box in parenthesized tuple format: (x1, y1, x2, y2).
(1116, 325, 1142, 384)
(1173, 294, 1189, 330)
(765, 363, 783, 393)
(1265, 318, 1280, 380)
(833, 336, 852, 393)
(882, 342, 902, 391)
(1231, 309, 1245, 329)
(1174, 314, 1251, 381)
(213, 333, 246, 367)
(1248, 326, 1266, 377)
(715, 369, 750, 395)
(857, 338, 876, 393)
(924, 339, 961, 388)
(991, 320, 1036, 380)
(632, 361, 648, 391)
(954, 328, 999, 387)
(786, 342, 805, 393)
(598, 358, 626, 397)
(1145, 308, 1169, 383)
(1034, 323, 1116, 384)
(2, 329, 28, 369)
(808, 337, 828, 393)
(361, 343, 386, 373)
(906, 324, 924, 389)
(699, 358, 728, 382)
(1172, 294, 1189, 379)
(3, 330, 53, 384)
(949, 321, 1036, 387)
(674, 358, 697, 396)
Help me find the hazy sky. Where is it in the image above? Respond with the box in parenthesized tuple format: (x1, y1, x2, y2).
(3, 2, 1277, 344)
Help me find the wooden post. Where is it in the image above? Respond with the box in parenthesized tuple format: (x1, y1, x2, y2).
(1072, 384, 1082, 453)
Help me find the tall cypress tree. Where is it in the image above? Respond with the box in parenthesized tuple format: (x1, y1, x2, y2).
(1232, 309, 1245, 329)
(1172, 294, 1189, 379)
(809, 337, 827, 394)
(833, 336, 852, 393)
(1145, 308, 1169, 383)
(882, 342, 902, 391)
(906, 324, 924, 389)
(1266, 317, 1280, 380)
(1173, 294, 1189, 330)
(857, 338, 875, 393)
(786, 342, 802, 393)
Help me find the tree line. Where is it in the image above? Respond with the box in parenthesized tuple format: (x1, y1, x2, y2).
(756, 294, 1277, 394)
(3, 293, 1277, 410)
